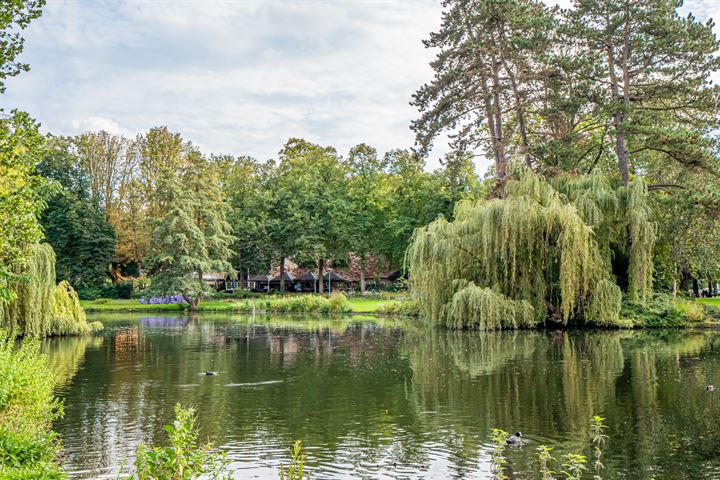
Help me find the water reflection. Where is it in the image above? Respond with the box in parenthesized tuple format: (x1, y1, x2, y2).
(46, 314, 720, 479)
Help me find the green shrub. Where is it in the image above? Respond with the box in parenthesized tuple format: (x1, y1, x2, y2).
(376, 299, 420, 317)
(78, 281, 133, 300)
(326, 293, 351, 314)
(210, 294, 351, 315)
(672, 300, 704, 322)
(77, 287, 103, 300)
(701, 303, 720, 322)
(621, 293, 688, 327)
(0, 331, 64, 479)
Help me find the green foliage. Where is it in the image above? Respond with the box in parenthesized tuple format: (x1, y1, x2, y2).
(78, 281, 133, 301)
(375, 298, 420, 316)
(279, 441, 309, 480)
(443, 283, 536, 330)
(0, 330, 64, 479)
(562, 453, 588, 479)
(208, 294, 352, 314)
(125, 404, 228, 480)
(0, 0, 45, 93)
(0, 110, 50, 305)
(326, 293, 351, 314)
(620, 293, 705, 327)
(408, 171, 652, 329)
(537, 445, 556, 480)
(37, 141, 116, 288)
(490, 429, 509, 480)
(145, 151, 235, 310)
(590, 416, 607, 480)
(0, 243, 100, 336)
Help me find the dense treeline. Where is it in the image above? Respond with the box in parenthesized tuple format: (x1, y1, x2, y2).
(34, 130, 480, 300)
(408, 0, 720, 328)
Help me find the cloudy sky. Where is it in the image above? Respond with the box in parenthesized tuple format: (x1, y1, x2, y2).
(2, 0, 718, 172)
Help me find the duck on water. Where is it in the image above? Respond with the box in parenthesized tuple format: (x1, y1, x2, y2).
(507, 432, 522, 445)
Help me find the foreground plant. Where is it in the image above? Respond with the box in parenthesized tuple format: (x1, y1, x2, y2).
(490, 428, 509, 480)
(537, 445, 556, 480)
(280, 440, 309, 480)
(125, 404, 229, 480)
(0, 330, 64, 479)
(590, 416, 607, 479)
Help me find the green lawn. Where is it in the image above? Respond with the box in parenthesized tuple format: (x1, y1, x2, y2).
(80, 299, 185, 311)
(347, 297, 388, 313)
(81, 296, 389, 313)
(697, 298, 720, 305)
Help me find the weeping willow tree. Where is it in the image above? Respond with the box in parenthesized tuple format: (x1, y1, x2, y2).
(407, 171, 654, 329)
(0, 243, 101, 336)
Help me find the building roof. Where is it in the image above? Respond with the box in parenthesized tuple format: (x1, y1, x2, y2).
(325, 271, 351, 282)
(271, 272, 296, 282)
(296, 272, 318, 281)
(249, 274, 272, 282)
(203, 272, 227, 281)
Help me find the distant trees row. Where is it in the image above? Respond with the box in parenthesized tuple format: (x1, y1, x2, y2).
(35, 128, 482, 296)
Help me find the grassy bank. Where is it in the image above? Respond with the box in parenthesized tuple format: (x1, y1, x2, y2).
(81, 295, 408, 315)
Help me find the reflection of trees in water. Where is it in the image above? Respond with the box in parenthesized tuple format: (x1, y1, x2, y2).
(49, 315, 720, 480)
(407, 328, 720, 479)
(54, 317, 433, 477)
(42, 335, 104, 388)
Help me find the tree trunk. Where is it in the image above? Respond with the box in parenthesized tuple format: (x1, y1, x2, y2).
(184, 295, 199, 311)
(497, 36, 531, 169)
(491, 58, 507, 179)
(607, 46, 630, 186)
(481, 75, 503, 179)
(680, 271, 689, 293)
(672, 277, 677, 298)
(318, 258, 324, 295)
(279, 256, 286, 292)
(692, 278, 700, 298)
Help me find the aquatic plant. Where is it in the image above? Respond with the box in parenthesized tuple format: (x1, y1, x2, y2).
(537, 445, 556, 480)
(562, 453, 588, 479)
(490, 428, 509, 480)
(407, 171, 654, 329)
(0, 243, 99, 336)
(590, 416, 607, 480)
(279, 441, 309, 480)
(125, 404, 229, 480)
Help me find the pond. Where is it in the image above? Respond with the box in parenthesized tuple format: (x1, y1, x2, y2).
(45, 313, 720, 479)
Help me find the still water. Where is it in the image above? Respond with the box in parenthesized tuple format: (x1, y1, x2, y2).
(44, 313, 720, 479)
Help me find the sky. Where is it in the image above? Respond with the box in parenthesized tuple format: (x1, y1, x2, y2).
(2, 0, 719, 173)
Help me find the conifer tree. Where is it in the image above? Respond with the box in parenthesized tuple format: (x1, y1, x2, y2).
(145, 155, 235, 310)
(412, 0, 556, 181)
(566, 0, 720, 185)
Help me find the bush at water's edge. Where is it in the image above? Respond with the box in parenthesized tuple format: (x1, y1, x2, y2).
(0, 331, 65, 479)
